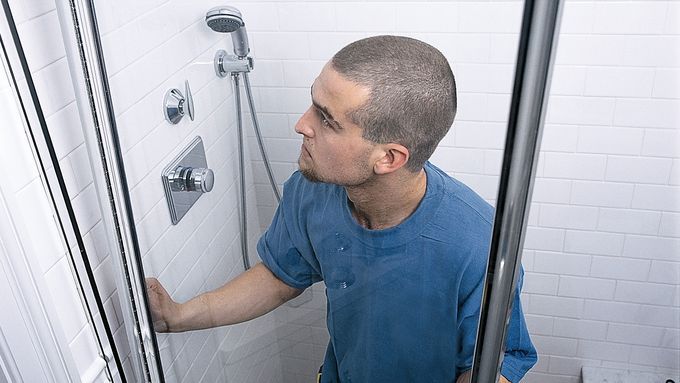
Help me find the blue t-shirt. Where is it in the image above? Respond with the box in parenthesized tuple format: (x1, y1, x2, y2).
(257, 162, 537, 382)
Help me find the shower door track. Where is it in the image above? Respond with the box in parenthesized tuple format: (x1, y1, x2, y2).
(54, 0, 166, 381)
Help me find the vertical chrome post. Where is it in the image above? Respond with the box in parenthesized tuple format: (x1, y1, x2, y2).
(470, 1, 563, 382)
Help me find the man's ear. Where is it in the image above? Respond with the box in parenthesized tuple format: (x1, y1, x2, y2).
(373, 143, 410, 175)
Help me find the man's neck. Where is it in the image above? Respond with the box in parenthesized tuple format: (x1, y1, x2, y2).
(345, 169, 427, 230)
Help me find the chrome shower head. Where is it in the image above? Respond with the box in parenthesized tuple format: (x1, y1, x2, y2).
(206, 6, 250, 58)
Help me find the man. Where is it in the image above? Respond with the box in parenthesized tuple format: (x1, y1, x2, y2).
(147, 35, 537, 382)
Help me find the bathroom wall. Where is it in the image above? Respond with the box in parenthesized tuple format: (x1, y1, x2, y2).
(236, 1, 679, 382)
(1, 0, 678, 382)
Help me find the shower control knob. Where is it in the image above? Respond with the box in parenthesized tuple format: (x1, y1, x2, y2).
(168, 166, 214, 193)
(190, 167, 214, 193)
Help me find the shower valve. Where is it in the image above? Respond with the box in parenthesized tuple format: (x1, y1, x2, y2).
(168, 166, 214, 193)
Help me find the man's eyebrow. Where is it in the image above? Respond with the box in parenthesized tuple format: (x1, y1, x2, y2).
(310, 85, 336, 122)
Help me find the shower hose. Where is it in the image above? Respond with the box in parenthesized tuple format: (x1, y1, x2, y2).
(233, 72, 281, 270)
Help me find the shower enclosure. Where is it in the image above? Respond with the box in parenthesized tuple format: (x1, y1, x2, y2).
(0, 0, 677, 382)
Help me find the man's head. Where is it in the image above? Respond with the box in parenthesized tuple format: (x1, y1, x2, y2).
(295, 35, 457, 184)
(332, 35, 457, 171)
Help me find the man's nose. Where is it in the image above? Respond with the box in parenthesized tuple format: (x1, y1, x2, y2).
(294, 107, 315, 137)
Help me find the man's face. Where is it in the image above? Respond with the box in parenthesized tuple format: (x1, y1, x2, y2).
(295, 63, 380, 186)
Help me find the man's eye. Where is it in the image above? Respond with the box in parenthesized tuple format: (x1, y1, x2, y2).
(321, 116, 332, 127)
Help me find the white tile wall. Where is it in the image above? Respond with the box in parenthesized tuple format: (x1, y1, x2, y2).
(2, 0, 678, 382)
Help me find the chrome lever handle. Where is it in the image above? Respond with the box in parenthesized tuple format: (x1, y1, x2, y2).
(184, 80, 194, 121)
(164, 80, 195, 124)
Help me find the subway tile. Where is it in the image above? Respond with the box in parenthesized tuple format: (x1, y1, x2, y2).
(570, 181, 634, 209)
(257, 87, 309, 114)
(529, 294, 584, 319)
(532, 178, 571, 204)
(540, 124, 578, 152)
(576, 126, 643, 156)
(454, 121, 506, 149)
(623, 235, 679, 261)
(665, 2, 680, 34)
(530, 335, 578, 357)
(307, 32, 369, 61)
(282, 60, 324, 88)
(69, 327, 100, 377)
(635, 304, 680, 328)
(652, 69, 680, 99)
(584, 67, 654, 98)
(546, 96, 615, 126)
(539, 204, 599, 230)
(605, 156, 673, 185)
(394, 3, 459, 33)
(648, 260, 680, 284)
(485, 94, 512, 123)
(564, 230, 624, 257)
(670, 160, 680, 186)
(550, 66, 586, 96)
(453, 63, 515, 94)
(552, 318, 607, 341)
(482, 149, 502, 176)
(455, 92, 487, 122)
(548, 356, 600, 376)
(641, 129, 680, 158)
(592, 1, 668, 35)
(533, 251, 591, 276)
(277, 3, 336, 32)
(524, 226, 565, 252)
(597, 208, 661, 236)
(524, 272, 559, 295)
(451, 173, 499, 201)
(632, 185, 680, 212)
(558, 275, 616, 300)
(615, 280, 676, 306)
(659, 212, 680, 238)
(559, 1, 594, 34)
(590, 256, 650, 282)
(31, 58, 75, 116)
(614, 98, 680, 130)
(577, 340, 630, 362)
(543, 153, 607, 181)
(524, 314, 554, 336)
(458, 2, 522, 33)
(17, 10, 65, 72)
(249, 60, 285, 87)
(7, 0, 53, 23)
(44, 258, 88, 342)
(623, 36, 680, 68)
(555, 35, 626, 66)
(429, 147, 485, 174)
(488, 33, 519, 64)
(629, 345, 680, 370)
(606, 323, 665, 348)
(335, 3, 395, 32)
(583, 300, 640, 324)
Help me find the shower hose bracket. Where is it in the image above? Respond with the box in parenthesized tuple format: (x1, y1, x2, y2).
(214, 49, 253, 78)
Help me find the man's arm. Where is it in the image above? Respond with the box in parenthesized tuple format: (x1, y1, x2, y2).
(146, 262, 303, 332)
(456, 370, 511, 383)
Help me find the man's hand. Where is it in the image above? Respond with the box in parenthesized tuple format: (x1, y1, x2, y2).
(456, 370, 511, 383)
(146, 277, 181, 332)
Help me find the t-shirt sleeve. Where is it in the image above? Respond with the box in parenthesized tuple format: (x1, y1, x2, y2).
(257, 202, 323, 290)
(498, 270, 538, 382)
(457, 267, 537, 382)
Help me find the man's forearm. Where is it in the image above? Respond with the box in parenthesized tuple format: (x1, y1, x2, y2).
(170, 263, 302, 332)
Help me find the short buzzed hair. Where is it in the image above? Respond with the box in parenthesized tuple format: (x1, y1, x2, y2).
(331, 35, 457, 172)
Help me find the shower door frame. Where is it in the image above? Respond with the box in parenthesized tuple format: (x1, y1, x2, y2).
(51, 0, 166, 381)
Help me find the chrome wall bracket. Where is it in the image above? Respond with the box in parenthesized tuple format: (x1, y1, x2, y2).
(214, 49, 253, 78)
(162, 137, 214, 225)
